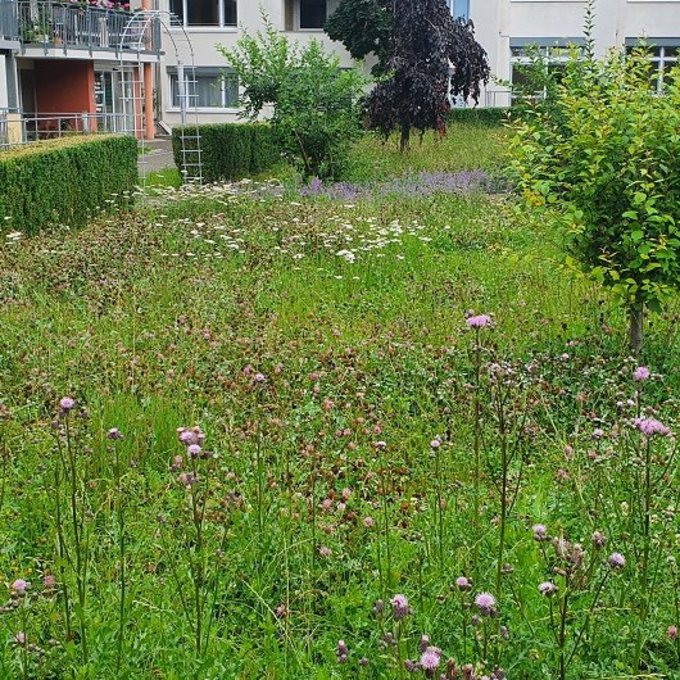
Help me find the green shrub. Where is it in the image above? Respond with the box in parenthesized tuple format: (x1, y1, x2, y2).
(448, 108, 509, 126)
(218, 14, 365, 179)
(0, 135, 137, 236)
(171, 123, 280, 183)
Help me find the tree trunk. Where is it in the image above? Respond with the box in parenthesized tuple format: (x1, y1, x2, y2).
(400, 124, 410, 153)
(629, 301, 644, 354)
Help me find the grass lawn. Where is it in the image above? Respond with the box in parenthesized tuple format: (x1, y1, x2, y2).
(0, 123, 677, 679)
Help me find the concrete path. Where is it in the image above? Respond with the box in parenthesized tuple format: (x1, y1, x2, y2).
(138, 138, 176, 176)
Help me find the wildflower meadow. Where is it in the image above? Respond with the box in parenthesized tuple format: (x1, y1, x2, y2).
(0, 124, 678, 679)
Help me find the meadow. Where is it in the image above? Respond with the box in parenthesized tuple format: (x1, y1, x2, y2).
(0, 123, 678, 679)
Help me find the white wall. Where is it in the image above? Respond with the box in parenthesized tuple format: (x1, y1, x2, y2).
(0, 53, 8, 109)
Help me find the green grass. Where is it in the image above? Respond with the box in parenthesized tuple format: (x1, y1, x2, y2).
(0, 124, 677, 679)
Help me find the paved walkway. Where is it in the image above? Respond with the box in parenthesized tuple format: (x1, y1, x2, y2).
(138, 138, 175, 176)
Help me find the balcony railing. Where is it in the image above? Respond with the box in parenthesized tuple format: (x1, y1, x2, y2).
(0, 0, 19, 41)
(17, 1, 160, 54)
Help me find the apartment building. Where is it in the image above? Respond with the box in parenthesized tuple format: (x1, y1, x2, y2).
(158, 0, 680, 126)
(1, 0, 160, 146)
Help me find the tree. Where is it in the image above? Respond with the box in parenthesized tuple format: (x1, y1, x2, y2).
(326, 0, 490, 151)
(218, 14, 365, 179)
(508, 44, 680, 352)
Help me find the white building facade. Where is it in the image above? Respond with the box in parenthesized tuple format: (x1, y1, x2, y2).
(158, 0, 680, 126)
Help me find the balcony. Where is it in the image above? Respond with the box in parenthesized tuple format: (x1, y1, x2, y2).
(17, 1, 160, 55)
(0, 0, 19, 42)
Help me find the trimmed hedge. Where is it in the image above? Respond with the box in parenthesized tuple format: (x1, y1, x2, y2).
(172, 123, 280, 183)
(448, 108, 511, 126)
(0, 135, 137, 235)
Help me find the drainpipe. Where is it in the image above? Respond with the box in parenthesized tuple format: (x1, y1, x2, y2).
(142, 0, 154, 139)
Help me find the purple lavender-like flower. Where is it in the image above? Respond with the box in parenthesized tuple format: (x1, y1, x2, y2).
(466, 314, 492, 329)
(608, 552, 626, 570)
(391, 593, 412, 620)
(474, 592, 497, 616)
(635, 417, 671, 437)
(538, 581, 557, 597)
(633, 366, 651, 382)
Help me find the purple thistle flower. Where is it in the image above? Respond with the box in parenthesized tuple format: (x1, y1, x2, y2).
(419, 634, 430, 653)
(391, 593, 412, 620)
(187, 444, 202, 459)
(608, 552, 626, 570)
(107, 427, 123, 440)
(59, 396, 75, 413)
(420, 646, 441, 673)
(668, 625, 678, 641)
(532, 524, 549, 541)
(635, 417, 671, 437)
(466, 314, 492, 329)
(474, 592, 496, 616)
(592, 531, 606, 549)
(11, 579, 29, 596)
(633, 366, 651, 382)
(455, 575, 472, 591)
(337, 639, 348, 664)
(538, 581, 557, 597)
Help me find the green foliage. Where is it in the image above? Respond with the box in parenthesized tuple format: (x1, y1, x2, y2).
(219, 17, 365, 179)
(0, 135, 137, 235)
(171, 123, 280, 183)
(447, 107, 509, 127)
(508, 45, 680, 348)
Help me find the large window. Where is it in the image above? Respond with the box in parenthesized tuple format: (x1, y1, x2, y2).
(169, 68, 239, 109)
(170, 0, 237, 28)
(299, 0, 326, 29)
(510, 42, 584, 103)
(626, 42, 679, 92)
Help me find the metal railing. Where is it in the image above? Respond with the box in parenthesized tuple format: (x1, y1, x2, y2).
(17, 111, 131, 143)
(17, 1, 160, 53)
(0, 109, 8, 148)
(0, 0, 19, 40)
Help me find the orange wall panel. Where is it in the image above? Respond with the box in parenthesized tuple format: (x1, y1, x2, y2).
(34, 60, 95, 114)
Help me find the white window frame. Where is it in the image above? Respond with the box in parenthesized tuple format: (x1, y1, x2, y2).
(648, 45, 678, 92)
(170, 0, 237, 30)
(167, 68, 240, 112)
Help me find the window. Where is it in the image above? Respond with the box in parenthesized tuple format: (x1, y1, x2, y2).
(626, 42, 679, 92)
(170, 0, 237, 28)
(510, 42, 584, 103)
(169, 68, 239, 109)
(448, 0, 470, 21)
(299, 0, 326, 29)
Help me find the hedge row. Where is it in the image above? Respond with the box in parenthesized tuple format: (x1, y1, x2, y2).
(448, 108, 511, 126)
(0, 135, 138, 235)
(172, 123, 280, 183)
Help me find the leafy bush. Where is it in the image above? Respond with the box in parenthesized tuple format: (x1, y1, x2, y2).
(0, 135, 137, 235)
(219, 14, 365, 179)
(171, 123, 280, 183)
(509, 42, 680, 351)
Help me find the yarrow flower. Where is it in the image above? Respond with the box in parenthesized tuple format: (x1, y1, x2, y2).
(466, 314, 492, 329)
(538, 581, 557, 597)
(633, 366, 650, 382)
(391, 594, 412, 620)
(635, 417, 671, 438)
(474, 592, 497, 616)
(608, 552, 626, 570)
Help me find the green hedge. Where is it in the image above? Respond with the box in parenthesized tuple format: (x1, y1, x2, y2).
(172, 123, 280, 183)
(448, 108, 511, 126)
(0, 135, 137, 235)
